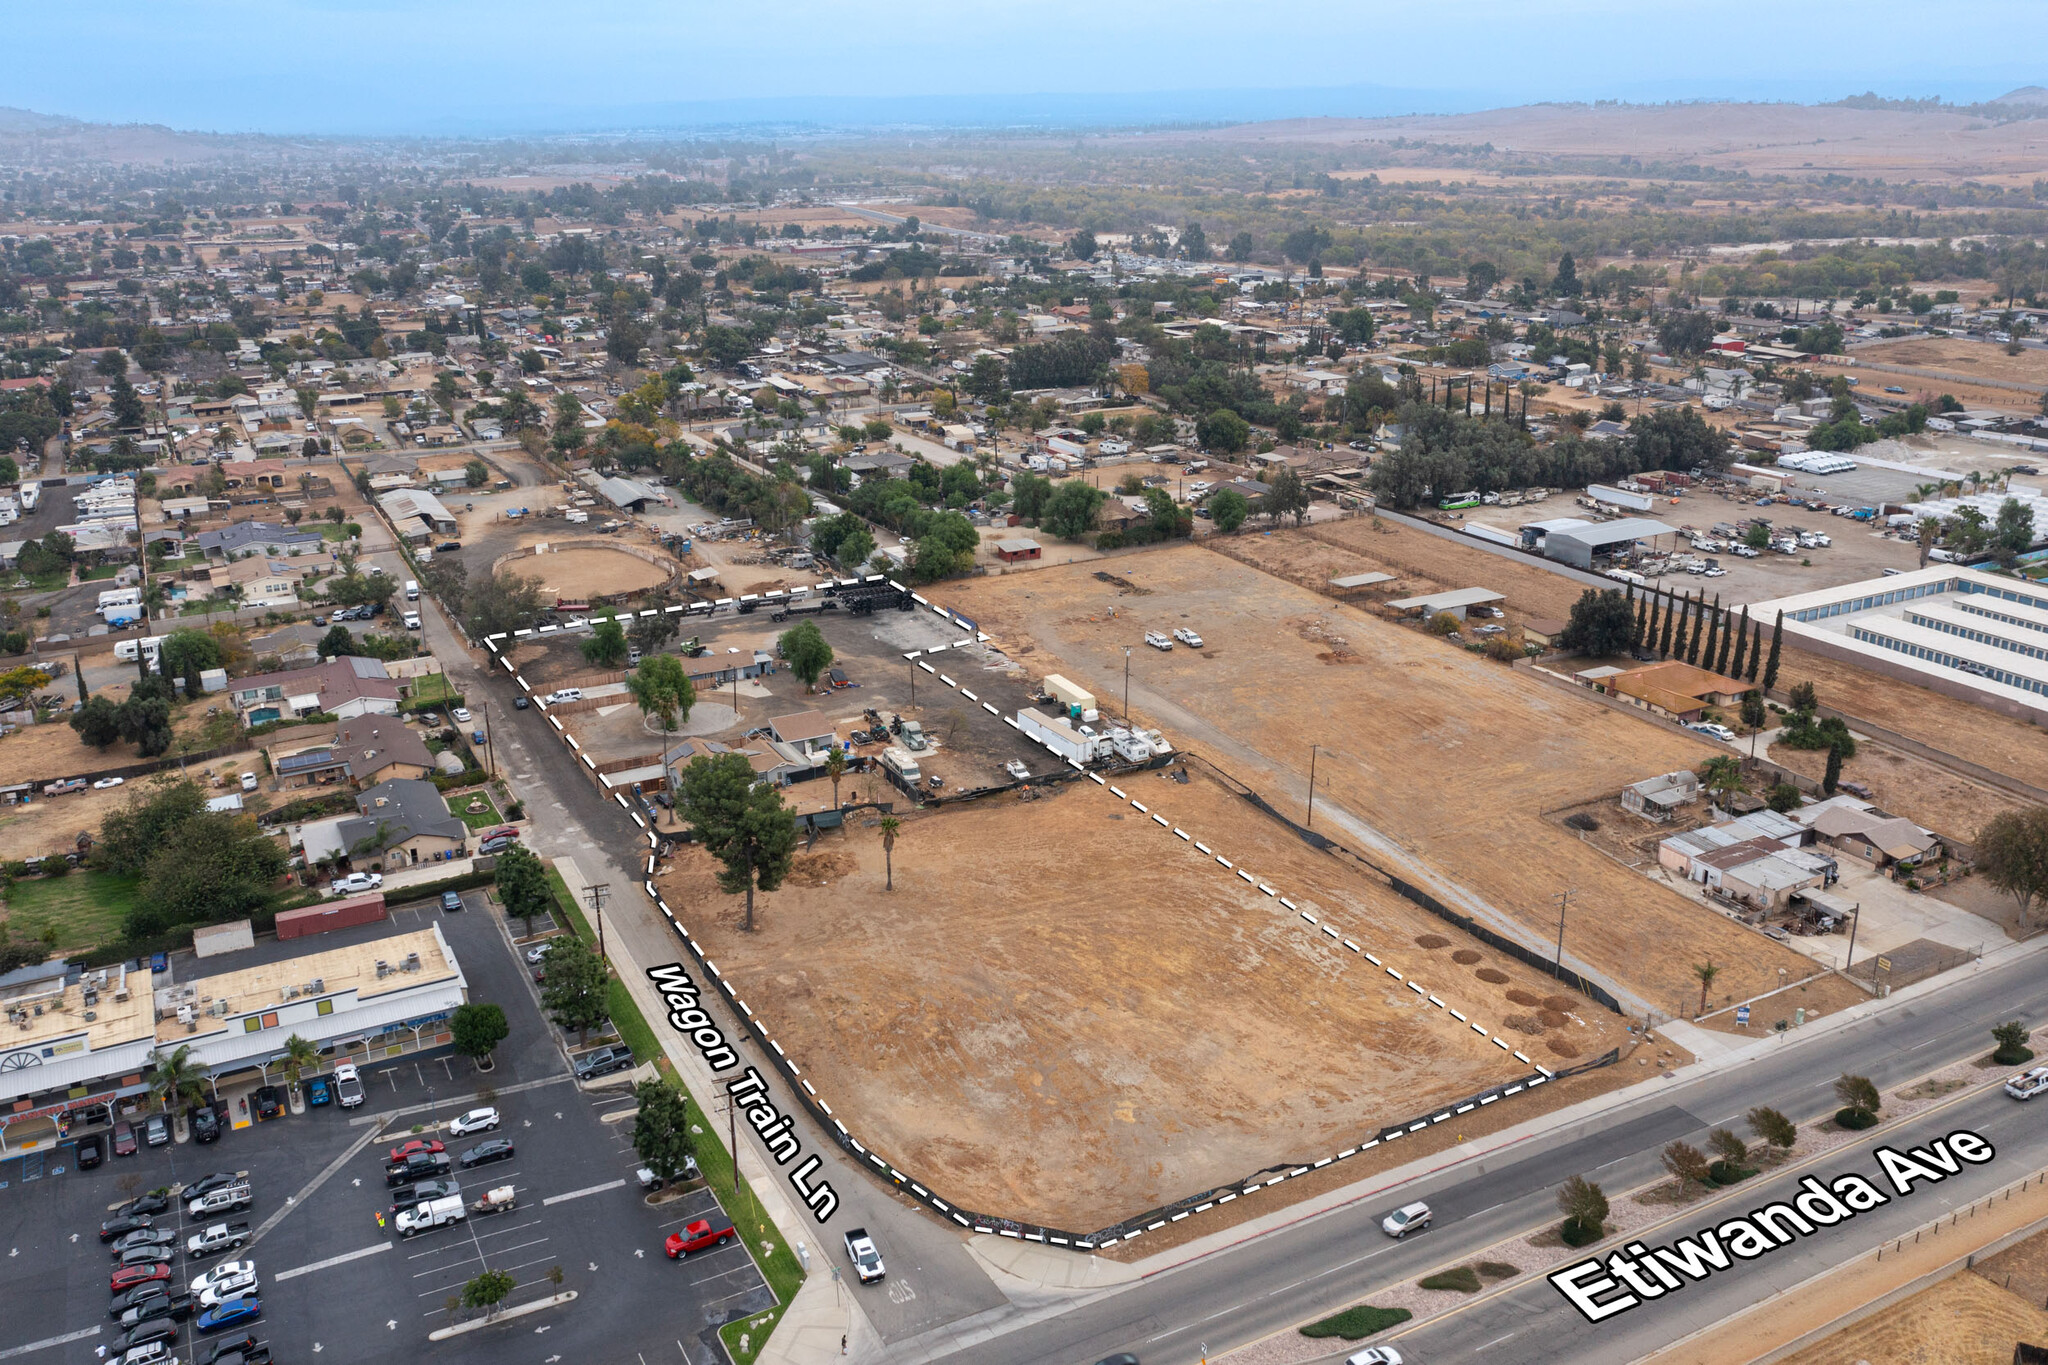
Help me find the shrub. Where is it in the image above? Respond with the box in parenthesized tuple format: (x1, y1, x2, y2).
(1300, 1305, 1412, 1341)
(1560, 1217, 1604, 1247)
(1418, 1266, 1482, 1293)
(1993, 1021, 2034, 1066)
(1833, 1073, 1881, 1123)
(1475, 1261, 1519, 1280)
(1707, 1160, 1754, 1186)
(1835, 1107, 1879, 1130)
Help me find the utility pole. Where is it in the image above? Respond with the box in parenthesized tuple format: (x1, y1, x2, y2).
(1306, 744, 1320, 829)
(1552, 886, 1573, 970)
(1123, 646, 1132, 721)
(583, 882, 610, 962)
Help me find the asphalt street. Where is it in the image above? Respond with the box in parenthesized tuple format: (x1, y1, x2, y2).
(901, 949, 2048, 1365)
(400, 548, 1011, 1348)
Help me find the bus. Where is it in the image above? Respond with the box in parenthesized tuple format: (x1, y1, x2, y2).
(1437, 491, 1481, 511)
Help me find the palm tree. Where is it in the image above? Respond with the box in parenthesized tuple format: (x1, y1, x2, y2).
(878, 816, 901, 891)
(824, 748, 847, 812)
(149, 1044, 208, 1115)
(1699, 755, 1747, 812)
(1693, 960, 1720, 1017)
(281, 1033, 319, 1096)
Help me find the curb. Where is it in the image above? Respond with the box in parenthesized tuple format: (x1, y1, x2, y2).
(425, 1290, 578, 1340)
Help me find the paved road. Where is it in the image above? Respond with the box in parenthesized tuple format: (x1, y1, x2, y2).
(903, 949, 2044, 1365)
(396, 553, 1009, 1347)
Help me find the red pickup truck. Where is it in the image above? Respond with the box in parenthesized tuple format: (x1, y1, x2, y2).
(664, 1219, 734, 1259)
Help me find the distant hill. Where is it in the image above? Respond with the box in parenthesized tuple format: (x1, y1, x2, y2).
(1993, 86, 2048, 105)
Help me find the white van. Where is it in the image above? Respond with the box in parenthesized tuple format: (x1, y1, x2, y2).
(544, 688, 583, 705)
(404, 579, 420, 601)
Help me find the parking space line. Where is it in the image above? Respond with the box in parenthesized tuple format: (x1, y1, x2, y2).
(0, 1328, 101, 1360)
(275, 1242, 392, 1281)
(543, 1177, 627, 1205)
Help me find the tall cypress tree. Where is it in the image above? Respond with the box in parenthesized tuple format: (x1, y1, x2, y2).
(1658, 592, 1677, 657)
(1645, 591, 1663, 654)
(1728, 606, 1749, 678)
(1700, 598, 1721, 672)
(1633, 594, 1649, 649)
(1763, 610, 1785, 691)
(1683, 593, 1702, 665)
(1745, 614, 1763, 682)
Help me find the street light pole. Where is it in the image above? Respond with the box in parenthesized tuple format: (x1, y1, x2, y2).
(1306, 744, 1319, 829)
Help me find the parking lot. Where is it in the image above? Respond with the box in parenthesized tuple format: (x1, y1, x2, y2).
(0, 891, 773, 1365)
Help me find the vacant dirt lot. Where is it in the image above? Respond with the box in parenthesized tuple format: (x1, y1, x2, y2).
(1223, 520, 2048, 801)
(1766, 739, 2031, 844)
(1856, 335, 2048, 390)
(660, 765, 1629, 1231)
(1775, 1265, 2048, 1365)
(946, 545, 1817, 1020)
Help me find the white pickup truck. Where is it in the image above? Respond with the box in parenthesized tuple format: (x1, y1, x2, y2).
(844, 1227, 886, 1283)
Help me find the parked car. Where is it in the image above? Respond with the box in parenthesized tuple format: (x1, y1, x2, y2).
(118, 1291, 195, 1331)
(665, 1219, 734, 1259)
(388, 1138, 445, 1164)
(451, 708, 472, 723)
(390, 1179, 459, 1213)
(513, 697, 530, 710)
(112, 1121, 138, 1157)
(196, 1297, 262, 1333)
(110, 1263, 171, 1294)
(117, 1193, 171, 1219)
(101, 1215, 155, 1243)
(116, 1243, 176, 1269)
(458, 1139, 515, 1169)
(573, 1045, 634, 1080)
(333, 1062, 364, 1108)
(844, 1227, 886, 1283)
(111, 1227, 177, 1256)
(255, 1087, 283, 1121)
(93, 776, 126, 790)
(1381, 1201, 1431, 1238)
(440, 891, 464, 913)
(386, 1153, 452, 1186)
(447, 1107, 500, 1137)
(192, 1262, 258, 1307)
(205, 1335, 263, 1365)
(328, 872, 383, 896)
(525, 942, 553, 964)
(305, 1076, 332, 1107)
(110, 1282, 171, 1318)
(78, 1133, 104, 1168)
(142, 1114, 169, 1147)
(1143, 631, 1173, 650)
(184, 1172, 241, 1199)
(479, 833, 518, 856)
(191, 1106, 221, 1143)
(119, 1319, 181, 1354)
(1689, 723, 1737, 743)
(1172, 627, 1204, 648)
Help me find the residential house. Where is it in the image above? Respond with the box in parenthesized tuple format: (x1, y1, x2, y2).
(336, 778, 467, 868)
(207, 555, 307, 609)
(1605, 660, 1749, 724)
(225, 657, 401, 725)
(1622, 769, 1699, 822)
(1811, 806, 1939, 870)
(194, 520, 326, 561)
(378, 488, 458, 541)
(767, 711, 837, 758)
(247, 622, 329, 666)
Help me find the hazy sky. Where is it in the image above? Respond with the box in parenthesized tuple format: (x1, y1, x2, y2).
(10, 0, 2048, 134)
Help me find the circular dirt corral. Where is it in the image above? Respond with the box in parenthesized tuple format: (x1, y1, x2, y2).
(1414, 934, 1450, 950)
(1542, 994, 1582, 1014)
(1546, 1037, 1582, 1059)
(1452, 949, 1483, 965)
(1506, 989, 1542, 1007)
(1538, 1009, 1570, 1028)
(495, 541, 677, 601)
(1476, 968, 1510, 984)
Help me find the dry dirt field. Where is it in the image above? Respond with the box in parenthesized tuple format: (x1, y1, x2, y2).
(1221, 520, 2048, 805)
(499, 544, 673, 600)
(658, 764, 1631, 1231)
(1775, 1264, 2048, 1365)
(1854, 335, 2048, 391)
(1766, 740, 2031, 845)
(943, 545, 1818, 1021)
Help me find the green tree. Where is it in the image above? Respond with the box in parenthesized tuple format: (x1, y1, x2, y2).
(1205, 486, 1248, 533)
(1559, 588, 1635, 656)
(493, 844, 554, 936)
(1976, 807, 2048, 929)
(1661, 1139, 1712, 1191)
(461, 1269, 517, 1319)
(676, 751, 798, 932)
(281, 1033, 320, 1092)
(0, 665, 51, 706)
(1556, 1174, 1608, 1244)
(631, 1077, 697, 1183)
(1692, 959, 1720, 1015)
(627, 653, 696, 738)
(1011, 473, 1054, 523)
(1197, 408, 1250, 453)
(1833, 1073, 1881, 1126)
(582, 616, 630, 668)
(1992, 1020, 2035, 1066)
(1740, 690, 1767, 732)
(99, 778, 208, 873)
(1707, 1126, 1749, 1166)
(1767, 782, 1803, 813)
(320, 624, 357, 658)
(1762, 611, 1784, 691)
(824, 747, 847, 811)
(71, 694, 123, 748)
(1699, 756, 1747, 811)
(878, 815, 901, 891)
(464, 459, 491, 488)
(1262, 464, 1311, 527)
(132, 810, 289, 937)
(1822, 745, 1845, 795)
(450, 1003, 510, 1066)
(540, 934, 610, 1045)
(1747, 1106, 1797, 1151)
(1043, 480, 1106, 540)
(778, 620, 834, 693)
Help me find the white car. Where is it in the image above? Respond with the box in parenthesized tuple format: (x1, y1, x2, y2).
(1144, 631, 1173, 651)
(2006, 1065, 2048, 1100)
(1347, 1350, 1403, 1365)
(1690, 723, 1737, 743)
(328, 872, 384, 896)
(1381, 1201, 1431, 1238)
(543, 688, 583, 705)
(191, 1261, 257, 1302)
(1172, 627, 1204, 648)
(1733, 545, 1761, 558)
(447, 1106, 501, 1137)
(92, 776, 125, 790)
(1704, 567, 1727, 577)
(451, 708, 472, 723)
(526, 943, 551, 964)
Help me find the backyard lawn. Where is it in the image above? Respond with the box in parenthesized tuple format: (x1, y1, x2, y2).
(409, 673, 459, 708)
(445, 789, 502, 830)
(1, 871, 141, 952)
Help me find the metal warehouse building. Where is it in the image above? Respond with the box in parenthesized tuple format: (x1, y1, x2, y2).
(1522, 517, 1680, 569)
(1747, 566, 2048, 720)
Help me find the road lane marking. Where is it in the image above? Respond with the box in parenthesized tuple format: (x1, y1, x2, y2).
(543, 1178, 627, 1205)
(276, 1242, 392, 1281)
